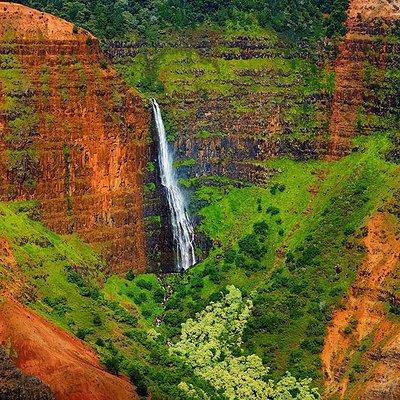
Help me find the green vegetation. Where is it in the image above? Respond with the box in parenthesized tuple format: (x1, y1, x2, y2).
(159, 135, 399, 386)
(103, 275, 164, 324)
(115, 47, 333, 147)
(0, 201, 217, 398)
(18, 0, 349, 45)
(0, 54, 39, 191)
(3, 2, 399, 398)
(172, 285, 320, 399)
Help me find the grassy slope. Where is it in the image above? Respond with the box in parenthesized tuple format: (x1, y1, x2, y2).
(0, 200, 166, 362)
(0, 201, 217, 399)
(113, 28, 399, 390)
(160, 134, 399, 385)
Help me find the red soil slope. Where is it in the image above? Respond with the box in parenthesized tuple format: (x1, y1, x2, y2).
(322, 213, 400, 399)
(0, 297, 138, 400)
(0, 2, 93, 41)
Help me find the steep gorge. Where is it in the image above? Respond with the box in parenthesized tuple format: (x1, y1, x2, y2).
(0, 4, 149, 398)
(0, 1, 399, 399)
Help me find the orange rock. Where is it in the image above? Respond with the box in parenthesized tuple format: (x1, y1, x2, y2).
(0, 2, 149, 273)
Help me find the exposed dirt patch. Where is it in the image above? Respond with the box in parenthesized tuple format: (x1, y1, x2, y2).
(322, 213, 400, 398)
(0, 2, 93, 41)
(0, 346, 55, 400)
(0, 297, 138, 400)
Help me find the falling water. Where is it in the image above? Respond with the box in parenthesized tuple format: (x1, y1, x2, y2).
(151, 99, 196, 271)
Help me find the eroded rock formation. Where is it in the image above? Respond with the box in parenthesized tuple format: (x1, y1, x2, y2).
(322, 211, 400, 399)
(0, 2, 149, 273)
(327, 0, 400, 158)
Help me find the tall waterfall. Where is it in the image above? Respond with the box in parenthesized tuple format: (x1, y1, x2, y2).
(151, 99, 196, 271)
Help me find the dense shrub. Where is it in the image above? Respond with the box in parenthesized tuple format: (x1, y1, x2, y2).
(253, 221, 269, 236)
(137, 279, 153, 291)
(238, 233, 265, 260)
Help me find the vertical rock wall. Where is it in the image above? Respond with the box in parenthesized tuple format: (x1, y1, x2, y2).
(327, 0, 400, 158)
(0, 3, 150, 272)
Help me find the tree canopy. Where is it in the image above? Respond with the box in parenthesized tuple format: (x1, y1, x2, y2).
(171, 285, 320, 399)
(17, 0, 349, 43)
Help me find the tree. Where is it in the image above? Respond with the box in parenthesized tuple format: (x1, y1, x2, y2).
(171, 286, 320, 399)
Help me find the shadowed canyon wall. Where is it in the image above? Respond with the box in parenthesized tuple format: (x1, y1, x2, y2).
(0, 2, 150, 273)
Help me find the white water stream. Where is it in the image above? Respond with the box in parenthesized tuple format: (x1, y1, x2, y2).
(151, 99, 196, 271)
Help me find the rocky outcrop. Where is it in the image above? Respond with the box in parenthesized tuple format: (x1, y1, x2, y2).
(0, 2, 149, 273)
(0, 347, 54, 400)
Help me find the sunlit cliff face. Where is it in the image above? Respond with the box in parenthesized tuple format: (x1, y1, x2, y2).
(0, 2, 149, 273)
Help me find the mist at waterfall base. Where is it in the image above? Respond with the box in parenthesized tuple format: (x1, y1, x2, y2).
(151, 99, 196, 271)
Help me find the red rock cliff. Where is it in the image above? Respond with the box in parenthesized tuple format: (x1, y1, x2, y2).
(0, 2, 149, 272)
(327, 0, 400, 158)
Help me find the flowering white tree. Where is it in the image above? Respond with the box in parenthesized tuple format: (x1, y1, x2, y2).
(171, 285, 320, 400)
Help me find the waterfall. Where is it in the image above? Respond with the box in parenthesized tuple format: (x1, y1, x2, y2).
(151, 99, 196, 271)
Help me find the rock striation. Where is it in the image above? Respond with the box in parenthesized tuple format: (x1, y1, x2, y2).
(327, 0, 400, 158)
(105, 30, 331, 187)
(0, 2, 150, 273)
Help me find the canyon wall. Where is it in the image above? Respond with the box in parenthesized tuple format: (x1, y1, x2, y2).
(0, 2, 150, 273)
(327, 0, 400, 159)
(105, 0, 400, 179)
(321, 2, 400, 399)
(105, 32, 331, 188)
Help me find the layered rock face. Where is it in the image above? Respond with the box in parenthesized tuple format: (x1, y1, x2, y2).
(0, 3, 149, 272)
(106, 0, 400, 180)
(328, 0, 400, 158)
(106, 33, 331, 187)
